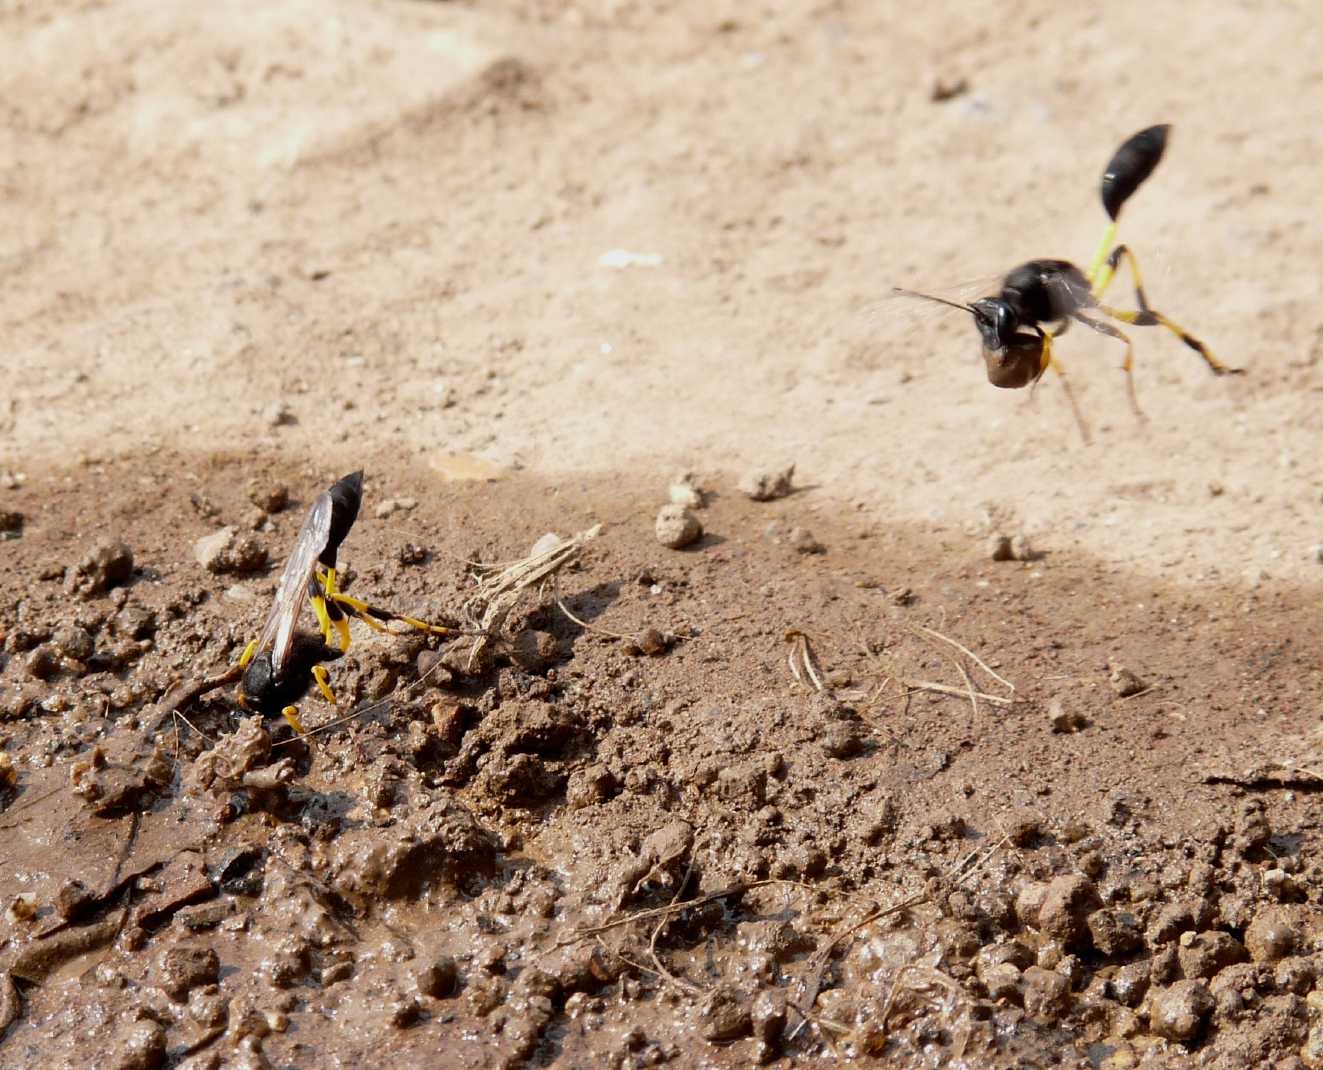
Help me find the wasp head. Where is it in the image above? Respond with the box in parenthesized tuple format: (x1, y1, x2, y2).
(970, 298, 1018, 352)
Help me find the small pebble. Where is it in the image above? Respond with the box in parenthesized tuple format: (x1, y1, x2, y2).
(930, 75, 969, 102)
(1047, 696, 1087, 733)
(529, 532, 565, 557)
(631, 628, 672, 656)
(1108, 663, 1146, 697)
(374, 497, 418, 520)
(655, 504, 702, 549)
(398, 543, 428, 566)
(265, 401, 297, 427)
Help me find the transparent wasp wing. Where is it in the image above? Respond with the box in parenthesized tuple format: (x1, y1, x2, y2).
(254, 490, 333, 678)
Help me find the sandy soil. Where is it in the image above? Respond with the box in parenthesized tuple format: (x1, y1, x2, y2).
(4, 1, 1323, 1066)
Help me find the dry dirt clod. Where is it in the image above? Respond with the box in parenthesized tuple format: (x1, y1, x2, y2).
(1150, 979, 1215, 1045)
(0, 510, 23, 538)
(788, 526, 825, 554)
(565, 763, 618, 809)
(669, 471, 705, 508)
(1004, 811, 1042, 847)
(246, 481, 289, 513)
(67, 539, 134, 598)
(194, 526, 268, 575)
(655, 503, 702, 549)
(819, 721, 866, 758)
(737, 463, 794, 501)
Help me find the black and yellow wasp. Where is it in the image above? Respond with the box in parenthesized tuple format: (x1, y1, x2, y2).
(237, 471, 453, 733)
(896, 125, 1243, 439)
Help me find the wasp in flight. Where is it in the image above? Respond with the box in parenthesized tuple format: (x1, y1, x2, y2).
(237, 471, 455, 734)
(896, 125, 1242, 440)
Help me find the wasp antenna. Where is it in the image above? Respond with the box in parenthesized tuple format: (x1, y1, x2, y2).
(891, 287, 976, 315)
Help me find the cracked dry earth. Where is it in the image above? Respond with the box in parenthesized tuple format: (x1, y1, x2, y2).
(2, 454, 1323, 1068)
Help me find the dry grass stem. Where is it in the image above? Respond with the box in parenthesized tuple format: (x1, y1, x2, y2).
(464, 524, 602, 671)
(786, 630, 830, 693)
(898, 679, 1013, 707)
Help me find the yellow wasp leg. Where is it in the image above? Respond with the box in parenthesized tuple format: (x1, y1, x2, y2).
(238, 638, 258, 668)
(397, 615, 457, 637)
(331, 614, 352, 651)
(329, 591, 458, 638)
(310, 594, 334, 645)
(328, 592, 391, 633)
(281, 706, 308, 736)
(1094, 245, 1240, 376)
(312, 664, 336, 704)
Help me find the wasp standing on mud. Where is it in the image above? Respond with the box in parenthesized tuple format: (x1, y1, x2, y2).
(237, 470, 456, 734)
(896, 125, 1243, 441)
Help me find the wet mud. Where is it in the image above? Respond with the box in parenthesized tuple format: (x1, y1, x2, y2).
(3, 453, 1323, 1068)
